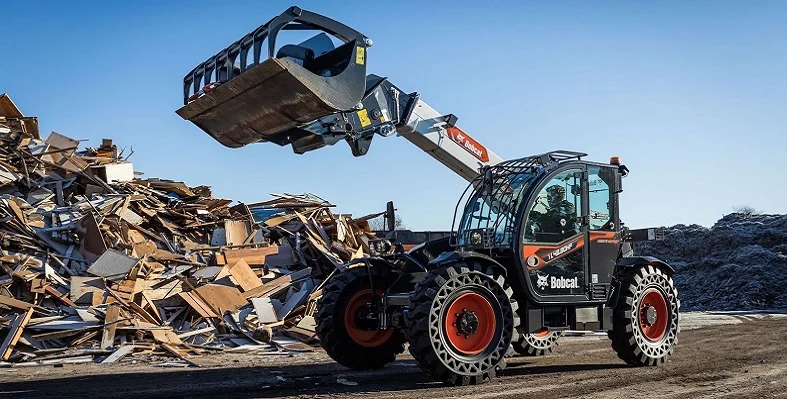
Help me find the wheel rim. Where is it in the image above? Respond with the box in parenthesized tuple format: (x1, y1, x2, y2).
(444, 292, 497, 356)
(638, 288, 669, 341)
(343, 289, 393, 348)
(532, 329, 550, 338)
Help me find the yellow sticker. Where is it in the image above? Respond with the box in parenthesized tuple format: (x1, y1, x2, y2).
(357, 109, 371, 127)
(356, 47, 365, 65)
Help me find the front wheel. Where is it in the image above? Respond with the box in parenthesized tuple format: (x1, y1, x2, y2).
(609, 265, 679, 366)
(315, 266, 405, 370)
(406, 261, 519, 386)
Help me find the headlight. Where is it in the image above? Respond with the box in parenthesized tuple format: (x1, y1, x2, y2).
(470, 230, 483, 246)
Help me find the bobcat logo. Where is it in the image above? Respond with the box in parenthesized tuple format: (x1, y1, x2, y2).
(537, 274, 549, 290)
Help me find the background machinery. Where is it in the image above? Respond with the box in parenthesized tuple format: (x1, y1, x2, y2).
(178, 6, 679, 385)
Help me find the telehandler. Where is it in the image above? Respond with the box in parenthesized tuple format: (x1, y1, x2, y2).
(177, 6, 679, 385)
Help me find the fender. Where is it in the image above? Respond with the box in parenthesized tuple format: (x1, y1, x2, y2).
(429, 250, 508, 277)
(616, 256, 675, 276)
(345, 257, 399, 271)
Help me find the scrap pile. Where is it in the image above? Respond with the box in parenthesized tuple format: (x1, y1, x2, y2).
(637, 212, 787, 311)
(0, 94, 381, 367)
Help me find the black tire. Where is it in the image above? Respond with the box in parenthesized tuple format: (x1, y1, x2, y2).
(511, 330, 563, 356)
(406, 261, 519, 386)
(609, 264, 679, 366)
(315, 266, 405, 370)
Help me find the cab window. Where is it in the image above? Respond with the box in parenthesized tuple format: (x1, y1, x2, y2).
(588, 165, 615, 231)
(524, 169, 581, 243)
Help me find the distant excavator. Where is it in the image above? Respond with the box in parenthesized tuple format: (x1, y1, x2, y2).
(178, 6, 678, 386)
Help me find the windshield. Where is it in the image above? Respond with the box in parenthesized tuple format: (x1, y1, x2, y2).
(456, 171, 535, 247)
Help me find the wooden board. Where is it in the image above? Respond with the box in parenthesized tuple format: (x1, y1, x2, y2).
(178, 291, 218, 319)
(161, 343, 202, 367)
(1, 308, 34, 360)
(222, 246, 280, 266)
(70, 277, 105, 304)
(224, 259, 262, 292)
(101, 344, 135, 364)
(0, 94, 24, 118)
(101, 305, 121, 349)
(0, 295, 35, 311)
(193, 284, 248, 314)
(151, 329, 183, 345)
(224, 220, 252, 246)
(45, 285, 78, 307)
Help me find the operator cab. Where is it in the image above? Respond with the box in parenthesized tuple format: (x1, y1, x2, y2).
(453, 150, 625, 329)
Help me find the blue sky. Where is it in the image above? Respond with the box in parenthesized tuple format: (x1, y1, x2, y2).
(2, 1, 785, 230)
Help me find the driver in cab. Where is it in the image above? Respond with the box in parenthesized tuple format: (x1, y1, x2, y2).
(538, 185, 579, 240)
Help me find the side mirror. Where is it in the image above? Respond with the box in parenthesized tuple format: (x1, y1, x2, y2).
(386, 201, 396, 232)
(483, 167, 494, 196)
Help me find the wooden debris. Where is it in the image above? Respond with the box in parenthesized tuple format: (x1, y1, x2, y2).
(0, 96, 383, 366)
(0, 308, 34, 360)
(100, 305, 121, 349)
(100, 344, 135, 364)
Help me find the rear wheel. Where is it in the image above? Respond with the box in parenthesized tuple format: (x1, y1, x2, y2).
(316, 266, 405, 370)
(511, 329, 563, 356)
(609, 265, 679, 366)
(406, 261, 519, 385)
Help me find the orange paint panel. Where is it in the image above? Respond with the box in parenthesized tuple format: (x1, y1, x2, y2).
(445, 127, 490, 162)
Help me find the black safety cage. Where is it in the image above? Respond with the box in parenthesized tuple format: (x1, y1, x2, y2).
(181, 6, 368, 104)
(452, 151, 588, 249)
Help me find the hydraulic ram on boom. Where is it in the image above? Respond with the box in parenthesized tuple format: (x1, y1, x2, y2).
(176, 6, 502, 182)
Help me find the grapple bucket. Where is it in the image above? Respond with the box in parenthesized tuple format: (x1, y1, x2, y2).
(176, 7, 370, 148)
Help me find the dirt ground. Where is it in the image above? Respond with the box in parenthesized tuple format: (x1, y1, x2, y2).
(1, 313, 785, 399)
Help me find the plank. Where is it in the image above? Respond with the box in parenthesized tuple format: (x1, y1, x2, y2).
(225, 259, 262, 292)
(127, 301, 160, 325)
(222, 246, 280, 266)
(193, 284, 247, 314)
(161, 344, 202, 368)
(151, 329, 183, 345)
(224, 220, 252, 246)
(1, 308, 34, 360)
(0, 94, 24, 118)
(178, 291, 218, 319)
(176, 326, 216, 340)
(100, 344, 135, 364)
(101, 305, 121, 349)
(0, 295, 35, 311)
(45, 285, 77, 306)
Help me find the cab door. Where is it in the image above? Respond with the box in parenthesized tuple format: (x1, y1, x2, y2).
(521, 166, 589, 302)
(585, 165, 621, 300)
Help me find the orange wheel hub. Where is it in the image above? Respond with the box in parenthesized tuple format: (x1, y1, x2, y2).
(638, 288, 669, 341)
(532, 328, 550, 338)
(445, 292, 497, 356)
(343, 289, 393, 348)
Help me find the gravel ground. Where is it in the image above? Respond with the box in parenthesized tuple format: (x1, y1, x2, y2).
(1, 312, 785, 399)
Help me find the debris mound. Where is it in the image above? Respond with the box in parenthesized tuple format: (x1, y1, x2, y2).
(0, 94, 383, 366)
(637, 213, 787, 311)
